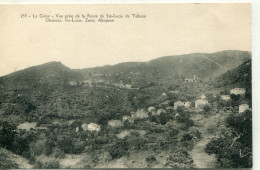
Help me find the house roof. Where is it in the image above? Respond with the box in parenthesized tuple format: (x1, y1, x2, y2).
(195, 99, 208, 103)
(175, 101, 184, 104)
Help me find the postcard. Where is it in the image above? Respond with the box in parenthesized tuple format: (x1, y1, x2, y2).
(0, 3, 252, 169)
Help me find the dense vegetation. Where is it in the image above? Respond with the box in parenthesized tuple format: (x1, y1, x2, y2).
(0, 51, 252, 168)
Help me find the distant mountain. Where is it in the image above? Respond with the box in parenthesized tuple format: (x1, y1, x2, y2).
(0, 62, 82, 90)
(0, 50, 251, 90)
(81, 50, 250, 78)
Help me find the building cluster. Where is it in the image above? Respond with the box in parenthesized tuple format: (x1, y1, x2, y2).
(184, 75, 198, 83)
(113, 83, 132, 89)
(69, 78, 135, 90)
(81, 123, 101, 132)
(219, 88, 250, 113)
(17, 122, 52, 132)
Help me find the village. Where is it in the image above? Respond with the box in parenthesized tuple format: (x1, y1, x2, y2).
(0, 58, 252, 168)
(16, 85, 250, 135)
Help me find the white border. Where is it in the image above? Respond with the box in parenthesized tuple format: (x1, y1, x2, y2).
(252, 0, 260, 170)
(0, 0, 259, 169)
(0, 0, 252, 4)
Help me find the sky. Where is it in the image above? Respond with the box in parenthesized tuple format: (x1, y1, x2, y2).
(0, 3, 251, 76)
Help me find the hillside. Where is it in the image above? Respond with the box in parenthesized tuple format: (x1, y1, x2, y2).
(0, 50, 250, 90)
(80, 50, 250, 81)
(212, 59, 251, 89)
(0, 62, 83, 90)
(0, 50, 252, 168)
(0, 147, 32, 169)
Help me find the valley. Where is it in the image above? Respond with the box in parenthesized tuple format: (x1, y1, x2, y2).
(0, 50, 252, 168)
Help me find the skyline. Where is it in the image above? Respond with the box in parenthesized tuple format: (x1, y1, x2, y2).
(0, 49, 251, 77)
(0, 4, 251, 76)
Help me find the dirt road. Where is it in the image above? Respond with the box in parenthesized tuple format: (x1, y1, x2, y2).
(189, 137, 217, 168)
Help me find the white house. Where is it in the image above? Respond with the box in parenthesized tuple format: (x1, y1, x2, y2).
(239, 104, 250, 113)
(69, 80, 77, 86)
(184, 75, 198, 83)
(17, 122, 37, 131)
(131, 109, 149, 119)
(184, 78, 194, 83)
(201, 95, 206, 100)
(195, 99, 208, 108)
(175, 113, 180, 118)
(87, 123, 101, 132)
(221, 95, 231, 101)
(169, 90, 179, 94)
(125, 84, 132, 89)
(166, 106, 173, 110)
(108, 120, 122, 127)
(184, 102, 191, 108)
(230, 88, 246, 95)
(174, 101, 185, 110)
(161, 92, 167, 97)
(81, 123, 88, 131)
(148, 106, 156, 114)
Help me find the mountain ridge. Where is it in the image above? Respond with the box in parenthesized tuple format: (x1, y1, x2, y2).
(0, 50, 251, 89)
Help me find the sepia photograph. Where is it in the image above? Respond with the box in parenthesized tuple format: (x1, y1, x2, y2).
(0, 3, 253, 169)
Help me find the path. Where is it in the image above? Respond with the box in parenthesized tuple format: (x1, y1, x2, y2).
(189, 114, 218, 168)
(189, 137, 216, 168)
(15, 156, 33, 169)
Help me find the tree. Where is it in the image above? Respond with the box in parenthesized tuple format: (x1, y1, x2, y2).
(205, 110, 252, 168)
(146, 155, 156, 165)
(0, 121, 16, 149)
(203, 105, 211, 112)
(57, 137, 73, 154)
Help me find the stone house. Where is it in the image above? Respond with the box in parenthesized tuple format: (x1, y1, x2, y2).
(230, 88, 246, 95)
(239, 104, 250, 113)
(184, 102, 191, 108)
(161, 92, 167, 97)
(125, 84, 132, 89)
(108, 120, 122, 127)
(87, 123, 101, 132)
(184, 75, 198, 83)
(169, 90, 179, 94)
(81, 123, 88, 131)
(131, 109, 149, 119)
(166, 106, 173, 110)
(69, 80, 77, 86)
(195, 99, 208, 108)
(17, 122, 37, 131)
(200, 94, 206, 100)
(148, 106, 156, 114)
(174, 101, 185, 110)
(221, 95, 231, 101)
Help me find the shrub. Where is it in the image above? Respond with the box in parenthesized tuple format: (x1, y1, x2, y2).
(34, 157, 60, 169)
(146, 155, 156, 164)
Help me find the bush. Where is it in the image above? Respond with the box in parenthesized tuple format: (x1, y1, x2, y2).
(181, 133, 193, 142)
(51, 148, 66, 159)
(108, 141, 129, 159)
(0, 151, 19, 169)
(203, 105, 211, 112)
(146, 155, 156, 164)
(169, 129, 179, 137)
(34, 157, 60, 169)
